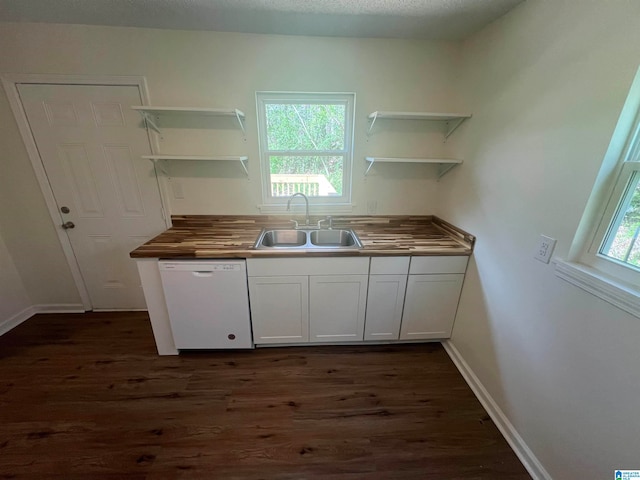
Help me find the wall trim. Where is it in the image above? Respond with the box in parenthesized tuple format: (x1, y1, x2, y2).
(0, 304, 85, 336)
(442, 340, 552, 480)
(554, 259, 640, 319)
(0, 306, 36, 336)
(33, 304, 86, 313)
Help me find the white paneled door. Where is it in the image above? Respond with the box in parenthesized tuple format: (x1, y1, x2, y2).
(18, 84, 166, 310)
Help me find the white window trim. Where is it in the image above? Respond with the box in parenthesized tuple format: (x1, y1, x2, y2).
(588, 162, 640, 283)
(554, 259, 640, 318)
(556, 66, 640, 317)
(255, 91, 355, 208)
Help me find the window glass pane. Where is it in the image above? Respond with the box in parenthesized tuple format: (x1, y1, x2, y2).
(265, 104, 346, 151)
(269, 156, 343, 197)
(601, 172, 640, 268)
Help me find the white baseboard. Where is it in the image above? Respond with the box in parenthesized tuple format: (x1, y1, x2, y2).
(33, 303, 85, 314)
(442, 340, 552, 480)
(0, 303, 85, 336)
(0, 305, 37, 336)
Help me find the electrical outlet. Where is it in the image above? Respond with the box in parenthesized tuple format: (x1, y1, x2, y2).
(367, 200, 377, 215)
(534, 235, 557, 264)
(171, 179, 185, 199)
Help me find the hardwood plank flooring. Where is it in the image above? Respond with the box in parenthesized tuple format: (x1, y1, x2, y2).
(0, 312, 530, 479)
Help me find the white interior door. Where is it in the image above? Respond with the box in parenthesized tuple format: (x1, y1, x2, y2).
(18, 84, 167, 310)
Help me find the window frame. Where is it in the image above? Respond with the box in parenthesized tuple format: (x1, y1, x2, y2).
(582, 110, 640, 286)
(589, 161, 640, 279)
(255, 91, 355, 208)
(557, 66, 640, 318)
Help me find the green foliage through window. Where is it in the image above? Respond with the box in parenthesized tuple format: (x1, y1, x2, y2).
(265, 104, 346, 151)
(602, 172, 640, 267)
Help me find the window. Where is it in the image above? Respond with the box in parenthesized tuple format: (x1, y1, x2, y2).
(556, 66, 640, 317)
(599, 164, 640, 270)
(582, 74, 640, 286)
(256, 92, 354, 207)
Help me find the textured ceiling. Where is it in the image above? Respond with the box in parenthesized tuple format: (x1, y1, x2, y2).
(0, 0, 525, 40)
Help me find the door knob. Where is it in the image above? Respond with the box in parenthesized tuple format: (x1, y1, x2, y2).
(61, 221, 75, 230)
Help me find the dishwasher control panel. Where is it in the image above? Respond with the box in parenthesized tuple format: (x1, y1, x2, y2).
(160, 262, 242, 272)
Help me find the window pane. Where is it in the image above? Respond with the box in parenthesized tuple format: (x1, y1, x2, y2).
(602, 172, 640, 268)
(265, 104, 345, 151)
(269, 156, 343, 197)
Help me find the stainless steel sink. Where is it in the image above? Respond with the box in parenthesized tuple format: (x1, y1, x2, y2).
(310, 229, 360, 247)
(259, 229, 307, 247)
(254, 228, 362, 250)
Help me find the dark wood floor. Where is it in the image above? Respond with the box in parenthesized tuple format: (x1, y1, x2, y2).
(0, 312, 530, 479)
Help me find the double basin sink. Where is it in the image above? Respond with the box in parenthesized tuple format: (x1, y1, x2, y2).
(254, 228, 363, 250)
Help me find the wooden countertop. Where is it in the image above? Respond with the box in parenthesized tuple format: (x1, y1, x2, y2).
(129, 215, 475, 259)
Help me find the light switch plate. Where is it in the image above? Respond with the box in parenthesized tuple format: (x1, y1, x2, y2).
(171, 179, 185, 199)
(534, 235, 557, 264)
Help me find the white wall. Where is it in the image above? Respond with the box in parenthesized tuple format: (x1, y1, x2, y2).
(0, 226, 31, 329)
(0, 22, 461, 305)
(439, 0, 640, 478)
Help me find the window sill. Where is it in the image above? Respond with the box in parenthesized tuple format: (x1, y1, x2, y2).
(554, 259, 640, 318)
(257, 203, 355, 215)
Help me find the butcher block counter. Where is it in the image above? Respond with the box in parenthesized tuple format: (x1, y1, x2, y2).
(130, 215, 475, 258)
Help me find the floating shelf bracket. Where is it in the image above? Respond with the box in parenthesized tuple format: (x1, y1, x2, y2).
(149, 158, 169, 176)
(234, 109, 246, 139)
(367, 111, 379, 135)
(444, 117, 468, 140)
(137, 111, 161, 134)
(437, 162, 459, 178)
(364, 156, 377, 175)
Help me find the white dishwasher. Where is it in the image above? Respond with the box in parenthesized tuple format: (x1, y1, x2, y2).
(159, 260, 253, 350)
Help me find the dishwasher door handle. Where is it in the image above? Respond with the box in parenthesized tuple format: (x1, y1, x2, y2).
(192, 271, 214, 277)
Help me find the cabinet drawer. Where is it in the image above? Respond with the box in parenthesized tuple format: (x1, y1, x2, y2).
(247, 257, 370, 276)
(370, 256, 410, 275)
(409, 256, 468, 274)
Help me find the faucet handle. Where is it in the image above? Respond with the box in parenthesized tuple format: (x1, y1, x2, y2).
(289, 219, 300, 229)
(317, 215, 333, 229)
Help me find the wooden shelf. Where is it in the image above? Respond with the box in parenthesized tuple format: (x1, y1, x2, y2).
(367, 110, 471, 138)
(364, 156, 462, 178)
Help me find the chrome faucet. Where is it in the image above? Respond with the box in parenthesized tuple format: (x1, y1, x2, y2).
(286, 192, 310, 227)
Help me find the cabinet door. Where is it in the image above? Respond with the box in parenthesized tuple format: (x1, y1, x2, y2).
(248, 276, 309, 344)
(400, 274, 464, 340)
(364, 274, 407, 341)
(309, 275, 368, 343)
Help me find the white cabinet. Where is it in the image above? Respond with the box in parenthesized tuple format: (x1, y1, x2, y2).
(248, 276, 308, 344)
(364, 257, 410, 341)
(400, 256, 468, 340)
(309, 275, 368, 342)
(365, 275, 408, 341)
(246, 258, 369, 345)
